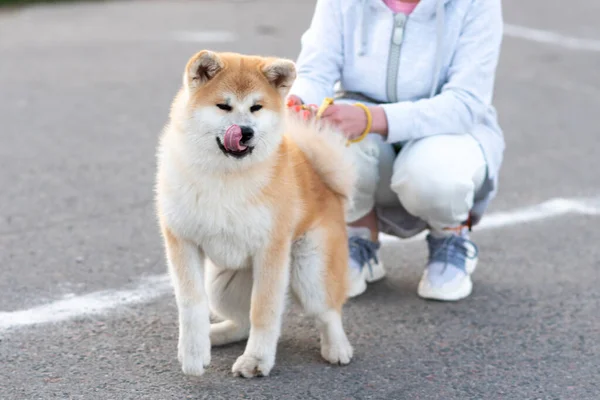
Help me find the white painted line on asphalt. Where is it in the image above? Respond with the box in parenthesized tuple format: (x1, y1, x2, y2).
(504, 23, 600, 52)
(0, 275, 172, 332)
(170, 31, 237, 43)
(380, 196, 600, 244)
(1, 196, 599, 333)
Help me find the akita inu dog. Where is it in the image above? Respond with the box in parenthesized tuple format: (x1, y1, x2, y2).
(155, 50, 356, 378)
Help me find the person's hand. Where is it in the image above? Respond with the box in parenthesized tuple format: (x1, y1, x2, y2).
(286, 95, 303, 108)
(321, 104, 368, 140)
(286, 95, 319, 121)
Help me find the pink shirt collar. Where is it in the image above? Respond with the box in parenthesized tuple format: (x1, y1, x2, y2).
(382, 0, 419, 15)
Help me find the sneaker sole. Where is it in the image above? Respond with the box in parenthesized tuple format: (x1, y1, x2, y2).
(348, 276, 367, 298)
(417, 275, 473, 301)
(417, 258, 478, 301)
(362, 261, 386, 283)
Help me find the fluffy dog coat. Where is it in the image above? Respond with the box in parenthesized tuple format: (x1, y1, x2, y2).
(155, 50, 356, 378)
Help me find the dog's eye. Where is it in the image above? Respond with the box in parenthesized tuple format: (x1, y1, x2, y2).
(216, 104, 233, 111)
(250, 105, 263, 113)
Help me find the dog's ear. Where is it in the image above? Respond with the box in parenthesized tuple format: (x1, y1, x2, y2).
(184, 50, 224, 89)
(262, 58, 297, 97)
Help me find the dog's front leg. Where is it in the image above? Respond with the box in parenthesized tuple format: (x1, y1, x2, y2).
(162, 227, 211, 376)
(232, 236, 291, 378)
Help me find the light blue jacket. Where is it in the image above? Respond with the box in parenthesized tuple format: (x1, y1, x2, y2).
(290, 0, 505, 228)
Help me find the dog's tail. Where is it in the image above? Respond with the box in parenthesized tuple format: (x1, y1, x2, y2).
(285, 114, 357, 205)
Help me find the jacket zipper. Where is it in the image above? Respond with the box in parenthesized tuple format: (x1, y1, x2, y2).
(386, 13, 407, 103)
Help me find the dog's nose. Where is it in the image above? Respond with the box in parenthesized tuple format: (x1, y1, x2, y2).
(240, 126, 254, 143)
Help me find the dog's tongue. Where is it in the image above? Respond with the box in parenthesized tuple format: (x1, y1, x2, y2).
(224, 124, 247, 152)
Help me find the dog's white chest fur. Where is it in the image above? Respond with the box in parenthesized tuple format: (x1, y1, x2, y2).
(162, 173, 272, 269)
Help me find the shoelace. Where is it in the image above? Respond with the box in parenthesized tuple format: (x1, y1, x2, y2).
(348, 236, 380, 277)
(427, 234, 478, 273)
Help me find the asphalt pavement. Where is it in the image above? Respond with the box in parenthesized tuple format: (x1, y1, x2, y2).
(1, 1, 599, 399)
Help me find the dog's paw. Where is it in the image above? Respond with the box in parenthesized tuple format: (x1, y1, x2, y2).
(231, 354, 274, 378)
(178, 335, 211, 376)
(321, 337, 353, 365)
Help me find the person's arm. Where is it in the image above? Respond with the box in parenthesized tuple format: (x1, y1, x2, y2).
(378, 0, 503, 143)
(289, 0, 344, 105)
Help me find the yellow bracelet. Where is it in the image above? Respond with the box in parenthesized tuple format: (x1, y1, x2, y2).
(346, 103, 372, 145)
(316, 97, 334, 119)
(312, 98, 371, 146)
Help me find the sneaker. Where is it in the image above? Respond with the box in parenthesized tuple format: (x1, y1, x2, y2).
(417, 230, 478, 301)
(347, 227, 385, 298)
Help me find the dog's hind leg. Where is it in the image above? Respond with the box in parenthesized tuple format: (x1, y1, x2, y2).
(290, 228, 353, 365)
(206, 260, 251, 347)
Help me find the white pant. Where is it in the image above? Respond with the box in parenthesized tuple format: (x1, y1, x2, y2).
(347, 133, 487, 232)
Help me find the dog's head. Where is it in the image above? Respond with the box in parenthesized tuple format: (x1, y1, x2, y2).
(174, 50, 296, 171)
